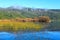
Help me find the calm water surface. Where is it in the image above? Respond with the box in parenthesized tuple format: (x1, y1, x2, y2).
(0, 31, 60, 40)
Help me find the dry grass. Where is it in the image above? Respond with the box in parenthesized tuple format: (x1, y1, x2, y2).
(0, 21, 43, 32)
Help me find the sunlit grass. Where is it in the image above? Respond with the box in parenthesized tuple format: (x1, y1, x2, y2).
(0, 21, 43, 32)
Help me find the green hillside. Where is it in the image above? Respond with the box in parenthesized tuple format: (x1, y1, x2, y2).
(0, 8, 60, 20)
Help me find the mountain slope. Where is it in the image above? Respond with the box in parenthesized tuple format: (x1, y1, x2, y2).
(0, 6, 60, 19)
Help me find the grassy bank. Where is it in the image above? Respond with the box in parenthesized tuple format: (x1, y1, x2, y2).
(0, 21, 43, 32)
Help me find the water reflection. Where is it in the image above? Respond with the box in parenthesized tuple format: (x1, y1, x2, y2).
(16, 31, 60, 40)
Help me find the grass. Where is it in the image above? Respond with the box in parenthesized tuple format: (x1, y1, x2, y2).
(0, 21, 43, 32)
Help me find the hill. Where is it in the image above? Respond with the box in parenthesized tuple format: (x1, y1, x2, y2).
(0, 6, 60, 20)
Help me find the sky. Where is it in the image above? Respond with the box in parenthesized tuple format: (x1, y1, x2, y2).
(0, 0, 60, 9)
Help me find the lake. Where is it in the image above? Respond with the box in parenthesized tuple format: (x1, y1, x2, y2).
(0, 31, 60, 40)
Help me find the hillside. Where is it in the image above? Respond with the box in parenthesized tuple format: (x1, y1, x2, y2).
(0, 6, 60, 20)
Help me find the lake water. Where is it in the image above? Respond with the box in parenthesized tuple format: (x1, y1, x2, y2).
(0, 31, 60, 40)
(44, 21, 60, 31)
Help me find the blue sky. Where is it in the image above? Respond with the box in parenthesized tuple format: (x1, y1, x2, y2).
(0, 0, 60, 9)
